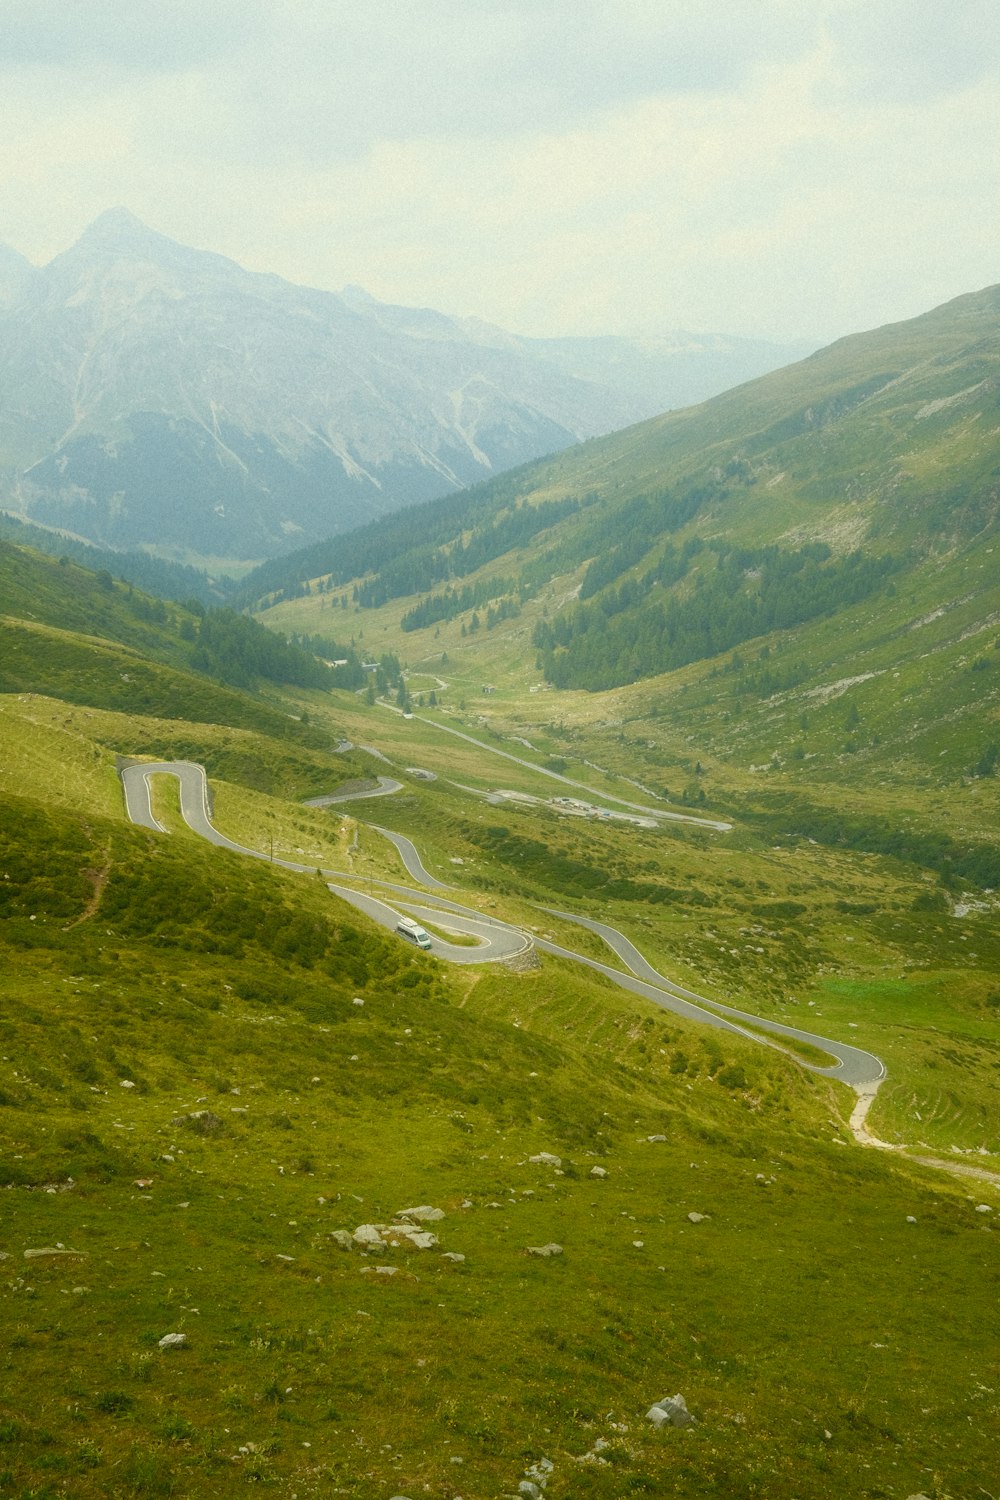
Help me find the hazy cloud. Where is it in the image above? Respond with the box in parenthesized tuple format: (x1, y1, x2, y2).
(2, 1, 998, 345)
(0, 0, 263, 72)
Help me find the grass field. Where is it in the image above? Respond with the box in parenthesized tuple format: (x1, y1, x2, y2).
(2, 800, 998, 1499)
(3, 519, 1000, 1495)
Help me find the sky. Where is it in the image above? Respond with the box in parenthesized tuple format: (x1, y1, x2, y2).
(2, 0, 999, 345)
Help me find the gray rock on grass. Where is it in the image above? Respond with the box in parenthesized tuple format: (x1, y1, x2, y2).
(24, 1246, 88, 1259)
(387, 1226, 438, 1250)
(353, 1224, 385, 1248)
(647, 1392, 696, 1428)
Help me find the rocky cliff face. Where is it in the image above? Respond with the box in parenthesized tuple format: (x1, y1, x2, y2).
(0, 210, 806, 564)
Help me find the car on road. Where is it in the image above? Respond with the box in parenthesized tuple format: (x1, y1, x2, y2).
(396, 917, 432, 949)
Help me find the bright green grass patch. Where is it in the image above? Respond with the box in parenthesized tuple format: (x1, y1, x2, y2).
(816, 971, 1000, 1161)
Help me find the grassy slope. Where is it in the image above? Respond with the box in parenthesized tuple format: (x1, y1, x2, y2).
(249, 290, 1000, 1195)
(2, 756, 998, 1500)
(2, 336, 1000, 1495)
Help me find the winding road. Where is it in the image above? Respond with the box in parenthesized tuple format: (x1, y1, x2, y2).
(119, 758, 885, 1090)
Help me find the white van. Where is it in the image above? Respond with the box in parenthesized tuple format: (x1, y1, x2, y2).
(396, 917, 433, 950)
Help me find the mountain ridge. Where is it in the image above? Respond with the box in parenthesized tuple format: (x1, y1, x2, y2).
(0, 211, 811, 566)
(239, 276, 1000, 614)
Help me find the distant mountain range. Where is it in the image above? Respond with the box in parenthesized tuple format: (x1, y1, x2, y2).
(0, 209, 809, 566)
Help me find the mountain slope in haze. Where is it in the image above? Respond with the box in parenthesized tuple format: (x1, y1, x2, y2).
(248, 281, 1000, 808)
(0, 210, 808, 567)
(245, 280, 1000, 618)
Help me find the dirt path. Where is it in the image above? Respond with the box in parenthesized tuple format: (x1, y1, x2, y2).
(62, 856, 111, 930)
(849, 1081, 1000, 1187)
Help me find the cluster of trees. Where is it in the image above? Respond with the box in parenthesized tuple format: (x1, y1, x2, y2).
(232, 464, 598, 610)
(400, 576, 522, 633)
(576, 486, 723, 600)
(286, 632, 366, 689)
(0, 512, 219, 605)
(186, 607, 333, 691)
(354, 494, 585, 611)
(534, 542, 901, 691)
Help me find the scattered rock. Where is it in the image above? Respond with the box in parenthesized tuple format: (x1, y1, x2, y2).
(647, 1393, 696, 1428)
(353, 1224, 385, 1248)
(526, 1243, 563, 1258)
(119, 1079, 136, 1089)
(24, 1246, 88, 1260)
(647, 1134, 667, 1143)
(575, 1435, 611, 1465)
(386, 1226, 438, 1250)
(349, 1222, 441, 1251)
(529, 1153, 561, 1167)
(276, 1254, 295, 1263)
(158, 1332, 187, 1351)
(632, 1240, 644, 1249)
(395, 1205, 445, 1223)
(133, 1178, 153, 1189)
(505, 947, 541, 972)
(360, 1265, 398, 1277)
(687, 1212, 707, 1224)
(906, 1215, 917, 1224)
(589, 1166, 608, 1179)
(521, 1456, 553, 1493)
(0, 1252, 11, 1262)
(172, 1110, 224, 1136)
(352, 998, 365, 1007)
(442, 1252, 466, 1263)
(974, 1204, 992, 1214)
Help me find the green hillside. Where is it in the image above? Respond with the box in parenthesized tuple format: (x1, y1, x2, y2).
(2, 390, 999, 1499)
(245, 282, 1000, 607)
(253, 283, 1000, 865)
(3, 720, 999, 1500)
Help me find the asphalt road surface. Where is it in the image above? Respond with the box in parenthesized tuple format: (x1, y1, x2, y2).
(120, 758, 884, 1088)
(327, 884, 529, 964)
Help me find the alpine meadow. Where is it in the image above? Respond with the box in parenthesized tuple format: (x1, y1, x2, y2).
(1, 246, 998, 1500)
